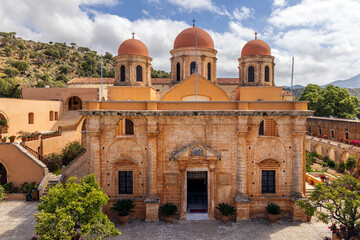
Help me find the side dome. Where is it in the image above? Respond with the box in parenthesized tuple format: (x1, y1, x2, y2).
(174, 27, 214, 49)
(118, 39, 149, 57)
(241, 39, 271, 57)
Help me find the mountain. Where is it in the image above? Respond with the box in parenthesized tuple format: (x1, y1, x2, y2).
(322, 74, 360, 88)
(282, 84, 304, 89)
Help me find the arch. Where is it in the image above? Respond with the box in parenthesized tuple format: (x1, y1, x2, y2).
(314, 143, 322, 156)
(265, 66, 270, 82)
(116, 119, 134, 136)
(251, 138, 287, 167)
(248, 66, 254, 82)
(136, 65, 142, 82)
(259, 119, 278, 137)
(112, 157, 138, 165)
(327, 147, 336, 161)
(181, 95, 210, 101)
(81, 119, 87, 131)
(106, 138, 144, 165)
(0, 161, 8, 185)
(190, 62, 196, 74)
(176, 63, 181, 81)
(68, 96, 82, 111)
(340, 151, 351, 162)
(256, 157, 282, 166)
(207, 62, 211, 81)
(120, 65, 125, 82)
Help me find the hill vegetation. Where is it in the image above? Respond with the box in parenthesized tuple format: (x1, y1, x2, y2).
(0, 32, 170, 98)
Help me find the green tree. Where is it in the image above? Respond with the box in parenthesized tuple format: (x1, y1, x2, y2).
(299, 84, 359, 119)
(61, 141, 84, 166)
(151, 68, 171, 78)
(35, 174, 120, 240)
(345, 156, 357, 174)
(12, 60, 30, 73)
(3, 46, 11, 56)
(296, 175, 360, 240)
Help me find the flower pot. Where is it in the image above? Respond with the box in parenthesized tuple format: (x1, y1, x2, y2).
(267, 213, 278, 223)
(332, 233, 341, 240)
(165, 216, 173, 223)
(321, 178, 325, 182)
(22, 138, 26, 142)
(118, 215, 129, 225)
(1, 138, 6, 143)
(306, 216, 311, 222)
(10, 138, 15, 143)
(221, 215, 230, 223)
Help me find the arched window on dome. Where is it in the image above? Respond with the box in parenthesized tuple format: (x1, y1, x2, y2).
(136, 65, 142, 82)
(190, 62, 196, 75)
(120, 65, 125, 82)
(207, 63, 211, 81)
(259, 119, 278, 136)
(248, 66, 254, 82)
(176, 63, 180, 81)
(265, 66, 270, 82)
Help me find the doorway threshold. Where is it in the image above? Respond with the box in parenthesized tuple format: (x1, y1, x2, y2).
(186, 213, 209, 221)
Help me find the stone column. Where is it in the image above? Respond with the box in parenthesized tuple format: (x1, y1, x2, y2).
(235, 117, 251, 221)
(292, 132, 303, 197)
(179, 165, 186, 220)
(208, 163, 216, 220)
(145, 116, 160, 222)
(87, 116, 101, 184)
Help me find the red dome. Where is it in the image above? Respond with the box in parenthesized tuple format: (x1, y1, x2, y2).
(241, 39, 271, 57)
(118, 39, 149, 56)
(174, 27, 214, 49)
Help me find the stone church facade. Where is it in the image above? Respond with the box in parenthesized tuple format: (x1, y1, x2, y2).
(81, 25, 311, 222)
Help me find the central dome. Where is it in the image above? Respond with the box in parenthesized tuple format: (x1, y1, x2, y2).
(174, 27, 214, 49)
(118, 38, 149, 57)
(241, 39, 271, 57)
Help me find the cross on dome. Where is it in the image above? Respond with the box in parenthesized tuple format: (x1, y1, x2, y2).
(254, 32, 258, 39)
(192, 19, 196, 27)
(131, 32, 135, 39)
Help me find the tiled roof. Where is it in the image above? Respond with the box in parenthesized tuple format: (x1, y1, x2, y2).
(216, 78, 240, 85)
(67, 78, 115, 85)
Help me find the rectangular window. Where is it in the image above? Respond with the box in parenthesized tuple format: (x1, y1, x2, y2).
(262, 170, 275, 193)
(54, 112, 59, 120)
(28, 112, 34, 124)
(118, 171, 133, 194)
(49, 111, 54, 121)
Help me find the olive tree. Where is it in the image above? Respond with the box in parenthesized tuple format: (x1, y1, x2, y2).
(296, 175, 360, 240)
(35, 174, 120, 240)
(345, 156, 357, 175)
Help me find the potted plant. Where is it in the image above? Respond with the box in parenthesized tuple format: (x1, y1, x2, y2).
(319, 174, 327, 182)
(159, 203, 178, 223)
(8, 135, 15, 143)
(0, 119, 7, 134)
(265, 203, 280, 223)
(111, 199, 135, 224)
(1, 137, 6, 143)
(216, 203, 235, 223)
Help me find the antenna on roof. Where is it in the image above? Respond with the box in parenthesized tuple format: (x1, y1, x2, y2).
(101, 54, 103, 101)
(192, 19, 196, 28)
(195, 20, 198, 102)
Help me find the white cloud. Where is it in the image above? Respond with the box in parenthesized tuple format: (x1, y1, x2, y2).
(167, 0, 230, 16)
(273, 0, 286, 8)
(232, 7, 254, 21)
(142, 10, 150, 16)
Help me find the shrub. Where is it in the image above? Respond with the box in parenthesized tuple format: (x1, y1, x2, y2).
(45, 153, 62, 172)
(338, 162, 346, 173)
(0, 185, 5, 202)
(159, 203, 178, 217)
(4, 68, 19, 77)
(216, 203, 235, 217)
(12, 61, 30, 72)
(345, 156, 357, 174)
(20, 182, 38, 193)
(266, 203, 280, 215)
(306, 164, 313, 172)
(111, 199, 135, 217)
(327, 160, 336, 168)
(61, 141, 85, 166)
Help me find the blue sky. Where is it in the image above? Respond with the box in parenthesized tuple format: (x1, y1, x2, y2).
(1, 0, 360, 86)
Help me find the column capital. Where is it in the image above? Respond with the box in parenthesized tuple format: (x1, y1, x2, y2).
(88, 131, 101, 137)
(147, 131, 159, 138)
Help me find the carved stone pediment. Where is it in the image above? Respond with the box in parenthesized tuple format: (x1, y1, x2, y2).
(170, 142, 221, 161)
(256, 158, 281, 167)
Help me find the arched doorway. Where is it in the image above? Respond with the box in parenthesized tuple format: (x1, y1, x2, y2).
(68, 96, 82, 111)
(0, 162, 7, 185)
(0, 113, 8, 134)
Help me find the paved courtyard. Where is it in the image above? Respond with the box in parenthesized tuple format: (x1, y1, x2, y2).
(0, 200, 332, 240)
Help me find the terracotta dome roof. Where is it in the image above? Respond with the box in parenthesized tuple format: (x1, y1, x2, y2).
(118, 38, 149, 56)
(174, 27, 214, 49)
(241, 39, 271, 57)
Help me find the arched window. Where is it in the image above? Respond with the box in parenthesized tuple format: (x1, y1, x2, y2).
(136, 65, 142, 82)
(265, 66, 270, 82)
(207, 62, 211, 81)
(176, 63, 181, 81)
(0, 113, 8, 134)
(28, 112, 34, 124)
(120, 65, 125, 82)
(116, 119, 134, 136)
(248, 66, 254, 82)
(259, 119, 278, 136)
(0, 162, 7, 185)
(68, 96, 82, 110)
(190, 62, 196, 74)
